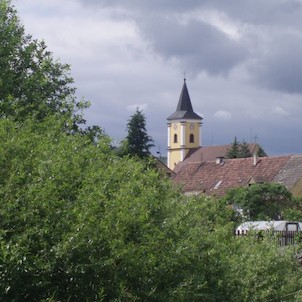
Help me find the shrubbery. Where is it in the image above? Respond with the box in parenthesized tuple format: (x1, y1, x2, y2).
(0, 118, 301, 301)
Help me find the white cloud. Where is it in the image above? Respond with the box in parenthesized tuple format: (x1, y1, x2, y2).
(214, 110, 232, 120)
(181, 9, 242, 40)
(271, 106, 290, 117)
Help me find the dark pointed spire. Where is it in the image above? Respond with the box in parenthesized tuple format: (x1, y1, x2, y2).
(167, 79, 202, 120)
(176, 78, 193, 112)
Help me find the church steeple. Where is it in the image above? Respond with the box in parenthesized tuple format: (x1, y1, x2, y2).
(167, 78, 202, 120)
(167, 79, 203, 170)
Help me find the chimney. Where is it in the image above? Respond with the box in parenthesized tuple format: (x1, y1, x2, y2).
(216, 156, 224, 165)
(253, 153, 258, 166)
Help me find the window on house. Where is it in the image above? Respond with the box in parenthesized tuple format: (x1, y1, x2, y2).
(190, 134, 194, 143)
(174, 134, 178, 143)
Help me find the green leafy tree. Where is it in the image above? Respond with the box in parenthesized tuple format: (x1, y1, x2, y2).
(0, 0, 88, 129)
(223, 183, 294, 220)
(221, 232, 302, 302)
(123, 108, 154, 158)
(0, 118, 301, 301)
(80, 124, 106, 144)
(282, 196, 302, 221)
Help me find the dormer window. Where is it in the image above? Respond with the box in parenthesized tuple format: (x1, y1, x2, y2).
(174, 134, 178, 143)
(189, 134, 194, 143)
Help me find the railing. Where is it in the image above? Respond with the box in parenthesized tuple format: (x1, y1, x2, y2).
(235, 230, 302, 247)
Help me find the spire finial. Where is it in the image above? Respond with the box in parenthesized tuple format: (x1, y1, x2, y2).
(183, 71, 186, 82)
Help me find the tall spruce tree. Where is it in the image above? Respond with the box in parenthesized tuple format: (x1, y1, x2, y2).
(226, 137, 240, 158)
(226, 138, 267, 159)
(257, 145, 267, 157)
(239, 140, 252, 158)
(124, 108, 154, 158)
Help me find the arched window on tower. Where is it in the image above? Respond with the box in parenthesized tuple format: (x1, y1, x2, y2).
(190, 134, 194, 143)
(174, 134, 178, 143)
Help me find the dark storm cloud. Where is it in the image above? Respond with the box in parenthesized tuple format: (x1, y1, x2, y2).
(77, 0, 302, 95)
(79, 0, 205, 12)
(140, 18, 247, 75)
(79, 0, 302, 24)
(204, 0, 302, 24)
(250, 34, 302, 94)
(80, 0, 249, 76)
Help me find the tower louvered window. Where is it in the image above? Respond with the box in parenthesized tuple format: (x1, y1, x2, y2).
(174, 134, 178, 143)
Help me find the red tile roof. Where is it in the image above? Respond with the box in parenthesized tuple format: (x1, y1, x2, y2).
(273, 155, 302, 190)
(174, 144, 259, 173)
(173, 155, 292, 196)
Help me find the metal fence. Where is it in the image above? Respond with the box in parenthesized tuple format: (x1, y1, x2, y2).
(234, 230, 302, 247)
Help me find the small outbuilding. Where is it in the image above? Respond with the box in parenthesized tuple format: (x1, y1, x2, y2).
(235, 221, 302, 246)
(236, 221, 302, 234)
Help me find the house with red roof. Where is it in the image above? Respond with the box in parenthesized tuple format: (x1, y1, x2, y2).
(173, 154, 302, 197)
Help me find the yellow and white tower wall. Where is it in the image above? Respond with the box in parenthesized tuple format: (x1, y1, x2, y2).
(167, 79, 203, 170)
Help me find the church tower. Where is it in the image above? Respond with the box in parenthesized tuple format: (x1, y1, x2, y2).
(167, 79, 203, 170)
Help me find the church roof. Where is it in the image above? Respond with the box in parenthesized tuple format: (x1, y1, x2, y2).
(167, 79, 202, 120)
(173, 144, 260, 173)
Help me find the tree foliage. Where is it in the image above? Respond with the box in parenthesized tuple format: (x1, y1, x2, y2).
(0, 118, 301, 301)
(0, 0, 88, 129)
(240, 140, 252, 158)
(223, 183, 295, 220)
(226, 137, 241, 158)
(257, 145, 268, 157)
(121, 108, 154, 158)
(226, 137, 267, 159)
(281, 196, 302, 221)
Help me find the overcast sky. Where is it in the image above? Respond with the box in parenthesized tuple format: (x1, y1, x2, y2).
(15, 0, 302, 156)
